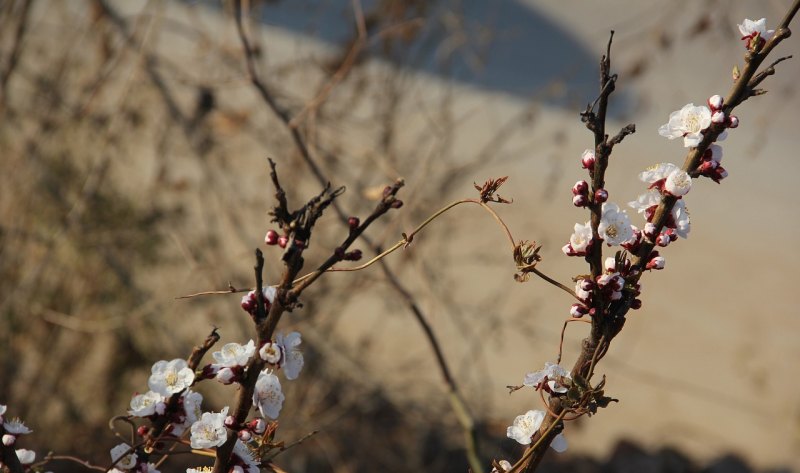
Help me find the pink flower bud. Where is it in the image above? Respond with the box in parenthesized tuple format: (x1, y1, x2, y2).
(216, 368, 237, 385)
(711, 111, 726, 124)
(572, 194, 589, 207)
(604, 257, 616, 272)
(390, 199, 404, 209)
(656, 233, 671, 247)
(561, 243, 573, 256)
(581, 149, 596, 170)
(579, 279, 594, 291)
(277, 236, 288, 248)
(2, 434, 15, 446)
(646, 255, 665, 270)
(264, 230, 279, 246)
(348, 217, 360, 230)
(570, 304, 588, 318)
(707, 95, 724, 111)
(225, 416, 237, 428)
(572, 180, 589, 196)
(711, 166, 728, 183)
(643, 222, 658, 239)
(137, 426, 149, 437)
(697, 160, 717, 175)
(728, 115, 739, 128)
(594, 188, 608, 203)
(630, 299, 642, 310)
(238, 430, 252, 441)
(249, 418, 267, 434)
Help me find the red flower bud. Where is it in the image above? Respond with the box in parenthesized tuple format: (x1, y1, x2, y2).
(264, 230, 279, 246)
(572, 194, 589, 207)
(572, 180, 589, 196)
(594, 188, 608, 203)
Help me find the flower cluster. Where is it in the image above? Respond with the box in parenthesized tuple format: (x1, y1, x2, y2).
(129, 359, 203, 437)
(258, 332, 304, 380)
(504, 362, 571, 451)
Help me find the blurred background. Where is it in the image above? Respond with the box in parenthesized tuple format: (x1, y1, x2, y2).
(1, 0, 798, 472)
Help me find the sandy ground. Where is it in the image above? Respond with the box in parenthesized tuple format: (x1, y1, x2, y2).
(7, 0, 800, 470)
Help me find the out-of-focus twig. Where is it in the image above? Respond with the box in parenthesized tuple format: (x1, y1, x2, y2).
(0, 0, 34, 109)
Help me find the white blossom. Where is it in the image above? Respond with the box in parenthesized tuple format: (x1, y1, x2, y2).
(673, 200, 691, 239)
(110, 443, 137, 470)
(15, 449, 35, 465)
(523, 362, 571, 393)
(212, 340, 256, 368)
(2, 418, 31, 435)
(277, 332, 304, 380)
(506, 410, 568, 452)
(708, 144, 723, 164)
(639, 162, 676, 185)
(598, 203, 633, 246)
(628, 190, 661, 214)
(491, 460, 513, 472)
(506, 410, 544, 445)
(738, 18, 775, 41)
(258, 342, 282, 365)
(129, 391, 166, 417)
(604, 257, 617, 272)
(658, 103, 712, 147)
(253, 371, 284, 420)
(190, 407, 229, 449)
(233, 440, 260, 473)
(171, 390, 203, 436)
(639, 163, 691, 196)
(550, 433, 568, 453)
(575, 279, 592, 302)
(569, 222, 593, 254)
(664, 169, 692, 196)
(259, 333, 304, 380)
(148, 359, 195, 396)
